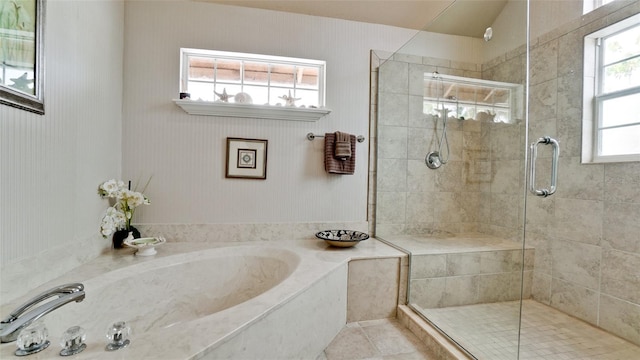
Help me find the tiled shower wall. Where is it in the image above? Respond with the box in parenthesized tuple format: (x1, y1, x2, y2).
(371, 0, 640, 346)
(373, 50, 526, 240)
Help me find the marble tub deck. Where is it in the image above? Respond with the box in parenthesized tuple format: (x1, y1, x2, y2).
(0, 238, 404, 360)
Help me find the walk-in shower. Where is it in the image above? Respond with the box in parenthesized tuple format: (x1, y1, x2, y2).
(374, 0, 640, 359)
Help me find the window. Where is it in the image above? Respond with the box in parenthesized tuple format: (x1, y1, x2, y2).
(583, 15, 640, 163)
(180, 49, 325, 108)
(422, 73, 523, 124)
(583, 0, 614, 15)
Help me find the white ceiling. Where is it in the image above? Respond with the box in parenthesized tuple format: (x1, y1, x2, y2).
(198, 0, 508, 38)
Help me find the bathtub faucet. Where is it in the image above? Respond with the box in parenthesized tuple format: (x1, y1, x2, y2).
(0, 283, 85, 343)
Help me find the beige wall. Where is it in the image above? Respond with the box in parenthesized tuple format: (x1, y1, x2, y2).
(121, 1, 416, 225)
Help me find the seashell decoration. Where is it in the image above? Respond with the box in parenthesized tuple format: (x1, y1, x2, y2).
(234, 92, 253, 104)
(214, 88, 233, 102)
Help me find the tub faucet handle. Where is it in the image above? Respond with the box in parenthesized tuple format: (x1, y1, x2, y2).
(15, 321, 50, 356)
(105, 321, 130, 351)
(60, 326, 87, 356)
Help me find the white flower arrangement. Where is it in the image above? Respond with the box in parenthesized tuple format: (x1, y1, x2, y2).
(98, 179, 150, 237)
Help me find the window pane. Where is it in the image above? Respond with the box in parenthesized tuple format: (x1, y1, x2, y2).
(600, 124, 640, 156)
(270, 64, 295, 87)
(456, 84, 477, 103)
(270, 90, 288, 106)
(600, 92, 640, 128)
(214, 84, 241, 101)
(241, 85, 268, 105)
(216, 59, 241, 83)
(423, 100, 437, 115)
(243, 61, 269, 86)
(295, 66, 320, 89)
(602, 58, 640, 93)
(494, 109, 511, 123)
(423, 78, 441, 99)
(188, 56, 215, 80)
(293, 89, 319, 107)
(457, 104, 476, 120)
(188, 82, 215, 101)
(492, 89, 510, 106)
(603, 25, 640, 65)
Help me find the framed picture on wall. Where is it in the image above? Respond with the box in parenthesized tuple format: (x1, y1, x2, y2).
(225, 138, 268, 179)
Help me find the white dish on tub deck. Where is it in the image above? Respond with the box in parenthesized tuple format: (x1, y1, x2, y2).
(124, 236, 166, 256)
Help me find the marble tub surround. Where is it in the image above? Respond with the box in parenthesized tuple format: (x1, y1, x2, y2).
(0, 221, 367, 305)
(0, 232, 109, 306)
(0, 239, 403, 360)
(135, 221, 369, 243)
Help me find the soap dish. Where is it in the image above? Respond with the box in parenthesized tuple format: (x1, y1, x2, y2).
(124, 236, 165, 256)
(315, 230, 369, 248)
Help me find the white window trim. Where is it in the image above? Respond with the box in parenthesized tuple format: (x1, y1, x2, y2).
(583, 0, 614, 15)
(582, 13, 640, 163)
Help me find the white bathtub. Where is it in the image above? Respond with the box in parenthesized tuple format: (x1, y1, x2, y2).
(0, 242, 363, 359)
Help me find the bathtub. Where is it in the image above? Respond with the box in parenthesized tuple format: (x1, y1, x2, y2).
(0, 241, 376, 359)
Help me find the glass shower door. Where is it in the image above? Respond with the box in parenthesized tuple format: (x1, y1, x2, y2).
(374, 0, 530, 358)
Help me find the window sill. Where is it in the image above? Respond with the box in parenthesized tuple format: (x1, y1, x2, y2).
(173, 99, 331, 121)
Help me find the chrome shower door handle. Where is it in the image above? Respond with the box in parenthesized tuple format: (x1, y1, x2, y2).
(529, 136, 559, 197)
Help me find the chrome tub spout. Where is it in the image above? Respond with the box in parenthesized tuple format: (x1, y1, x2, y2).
(0, 283, 85, 343)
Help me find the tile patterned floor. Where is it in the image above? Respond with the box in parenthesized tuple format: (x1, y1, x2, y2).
(418, 300, 640, 360)
(320, 318, 439, 360)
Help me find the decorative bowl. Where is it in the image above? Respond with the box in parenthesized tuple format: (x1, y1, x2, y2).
(124, 236, 166, 256)
(315, 230, 369, 248)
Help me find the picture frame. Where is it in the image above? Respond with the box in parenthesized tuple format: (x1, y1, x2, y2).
(225, 137, 268, 179)
(0, 0, 46, 114)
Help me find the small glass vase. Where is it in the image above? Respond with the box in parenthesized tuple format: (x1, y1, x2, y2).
(112, 226, 141, 249)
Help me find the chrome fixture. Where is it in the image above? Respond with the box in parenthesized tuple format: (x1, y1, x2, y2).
(529, 136, 560, 197)
(306, 132, 365, 143)
(15, 321, 49, 356)
(60, 326, 87, 356)
(426, 107, 452, 170)
(105, 321, 131, 351)
(0, 283, 85, 343)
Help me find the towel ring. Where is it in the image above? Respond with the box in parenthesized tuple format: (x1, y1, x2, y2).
(307, 132, 365, 143)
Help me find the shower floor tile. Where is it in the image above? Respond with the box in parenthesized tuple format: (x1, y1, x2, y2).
(320, 318, 439, 360)
(417, 299, 640, 360)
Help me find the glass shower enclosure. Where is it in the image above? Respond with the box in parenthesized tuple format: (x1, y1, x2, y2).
(374, 0, 640, 359)
(374, 0, 531, 358)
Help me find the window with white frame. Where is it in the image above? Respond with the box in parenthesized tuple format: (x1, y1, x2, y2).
(180, 48, 326, 108)
(583, 15, 640, 163)
(583, 0, 614, 15)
